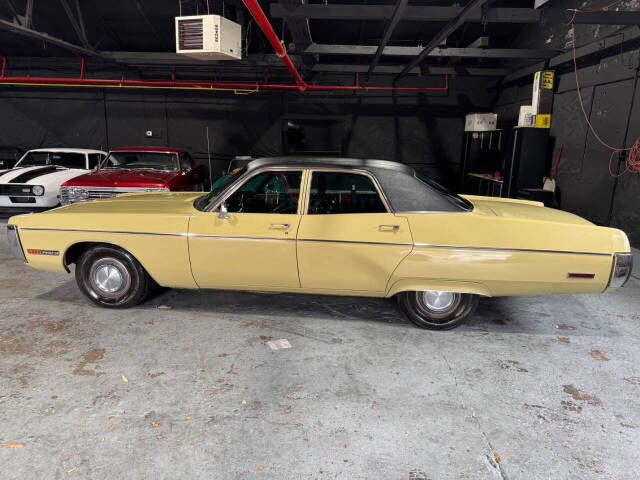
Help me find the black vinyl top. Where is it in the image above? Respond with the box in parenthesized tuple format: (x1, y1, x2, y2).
(246, 156, 469, 213)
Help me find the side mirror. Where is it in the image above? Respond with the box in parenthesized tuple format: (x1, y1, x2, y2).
(218, 203, 230, 220)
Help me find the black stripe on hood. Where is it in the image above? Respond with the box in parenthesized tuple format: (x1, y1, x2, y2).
(8, 166, 61, 183)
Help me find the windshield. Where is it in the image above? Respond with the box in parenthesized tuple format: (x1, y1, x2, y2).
(416, 174, 473, 211)
(100, 151, 179, 171)
(195, 167, 247, 211)
(18, 151, 86, 169)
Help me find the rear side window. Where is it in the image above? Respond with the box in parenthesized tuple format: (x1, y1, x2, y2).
(308, 172, 387, 214)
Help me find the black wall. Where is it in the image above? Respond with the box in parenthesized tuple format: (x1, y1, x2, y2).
(0, 71, 493, 188)
(492, 2, 640, 247)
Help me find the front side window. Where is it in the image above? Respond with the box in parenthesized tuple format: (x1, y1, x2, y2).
(18, 151, 87, 169)
(308, 171, 387, 214)
(100, 152, 179, 171)
(224, 170, 302, 214)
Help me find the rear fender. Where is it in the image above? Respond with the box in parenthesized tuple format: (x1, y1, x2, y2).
(386, 279, 492, 298)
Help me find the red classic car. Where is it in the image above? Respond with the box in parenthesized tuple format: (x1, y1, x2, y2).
(59, 147, 208, 204)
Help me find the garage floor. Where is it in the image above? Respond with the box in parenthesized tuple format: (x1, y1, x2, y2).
(1, 218, 639, 480)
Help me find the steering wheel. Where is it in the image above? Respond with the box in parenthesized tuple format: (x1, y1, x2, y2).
(310, 197, 336, 215)
(272, 197, 296, 214)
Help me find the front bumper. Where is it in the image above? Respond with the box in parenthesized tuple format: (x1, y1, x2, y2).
(6, 225, 27, 263)
(0, 191, 58, 208)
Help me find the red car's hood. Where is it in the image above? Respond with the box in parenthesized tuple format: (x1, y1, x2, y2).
(62, 169, 178, 188)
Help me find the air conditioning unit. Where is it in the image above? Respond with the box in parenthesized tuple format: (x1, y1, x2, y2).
(175, 15, 242, 60)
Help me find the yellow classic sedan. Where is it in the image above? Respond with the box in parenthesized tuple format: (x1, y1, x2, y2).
(7, 157, 633, 329)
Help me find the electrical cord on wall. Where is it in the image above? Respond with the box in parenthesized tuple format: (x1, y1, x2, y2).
(567, 2, 640, 177)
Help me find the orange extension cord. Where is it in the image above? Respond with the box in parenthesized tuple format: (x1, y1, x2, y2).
(567, 1, 640, 177)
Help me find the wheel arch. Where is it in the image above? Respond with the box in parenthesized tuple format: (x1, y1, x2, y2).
(386, 279, 492, 298)
(63, 241, 151, 280)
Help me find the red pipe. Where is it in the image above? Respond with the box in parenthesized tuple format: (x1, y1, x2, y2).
(0, 55, 6, 79)
(72, 51, 85, 79)
(241, 0, 306, 90)
(0, 74, 447, 92)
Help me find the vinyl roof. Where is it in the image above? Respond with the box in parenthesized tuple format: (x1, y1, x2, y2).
(245, 156, 467, 213)
(247, 156, 415, 174)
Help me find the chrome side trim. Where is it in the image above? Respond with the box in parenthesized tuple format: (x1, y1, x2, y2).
(189, 233, 295, 242)
(14, 227, 613, 257)
(413, 243, 611, 257)
(19, 227, 187, 237)
(298, 238, 412, 247)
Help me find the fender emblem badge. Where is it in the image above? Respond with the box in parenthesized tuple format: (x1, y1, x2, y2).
(27, 249, 60, 256)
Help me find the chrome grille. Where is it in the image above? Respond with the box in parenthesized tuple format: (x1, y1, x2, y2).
(88, 190, 117, 200)
(178, 19, 204, 50)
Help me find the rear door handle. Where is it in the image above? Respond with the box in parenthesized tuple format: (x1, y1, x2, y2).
(270, 223, 290, 230)
(379, 225, 400, 232)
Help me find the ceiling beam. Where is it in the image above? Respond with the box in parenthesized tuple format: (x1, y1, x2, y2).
(467, 36, 489, 48)
(367, 0, 407, 79)
(24, 0, 33, 28)
(304, 44, 557, 59)
(59, 0, 89, 48)
(279, 0, 315, 65)
(2, 0, 20, 23)
(271, 4, 640, 25)
(0, 17, 102, 57)
(394, 0, 495, 84)
(313, 64, 509, 76)
(270, 4, 541, 22)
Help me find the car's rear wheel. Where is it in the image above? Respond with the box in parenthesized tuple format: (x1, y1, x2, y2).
(398, 290, 478, 330)
(75, 245, 151, 308)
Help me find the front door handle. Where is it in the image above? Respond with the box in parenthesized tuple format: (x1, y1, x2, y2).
(269, 223, 290, 230)
(379, 224, 400, 232)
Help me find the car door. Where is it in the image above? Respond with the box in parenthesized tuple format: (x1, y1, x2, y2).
(296, 170, 412, 293)
(189, 168, 305, 289)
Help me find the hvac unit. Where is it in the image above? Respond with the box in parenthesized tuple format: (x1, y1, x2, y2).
(175, 15, 242, 60)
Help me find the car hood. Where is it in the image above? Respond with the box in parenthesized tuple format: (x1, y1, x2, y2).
(462, 195, 593, 226)
(62, 169, 179, 188)
(50, 191, 204, 215)
(0, 165, 87, 185)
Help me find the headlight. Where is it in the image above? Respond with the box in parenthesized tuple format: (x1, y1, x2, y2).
(60, 186, 89, 205)
(609, 253, 633, 288)
(32, 185, 45, 196)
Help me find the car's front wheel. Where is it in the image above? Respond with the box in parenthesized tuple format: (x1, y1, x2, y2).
(75, 245, 151, 308)
(398, 290, 478, 330)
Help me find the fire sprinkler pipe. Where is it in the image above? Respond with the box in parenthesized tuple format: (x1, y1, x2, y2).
(241, 0, 307, 90)
(0, 5, 449, 95)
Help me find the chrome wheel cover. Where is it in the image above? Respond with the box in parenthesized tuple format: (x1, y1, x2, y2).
(415, 290, 462, 320)
(89, 257, 131, 299)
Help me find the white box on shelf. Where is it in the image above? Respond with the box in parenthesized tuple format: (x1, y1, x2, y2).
(464, 113, 498, 132)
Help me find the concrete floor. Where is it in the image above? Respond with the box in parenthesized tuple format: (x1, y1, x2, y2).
(0, 217, 639, 480)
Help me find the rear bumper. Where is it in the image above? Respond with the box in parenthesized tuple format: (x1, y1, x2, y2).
(608, 252, 633, 288)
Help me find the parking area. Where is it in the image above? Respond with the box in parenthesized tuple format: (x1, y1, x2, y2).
(1, 217, 639, 479)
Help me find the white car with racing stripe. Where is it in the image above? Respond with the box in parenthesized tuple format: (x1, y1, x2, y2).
(0, 148, 107, 209)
